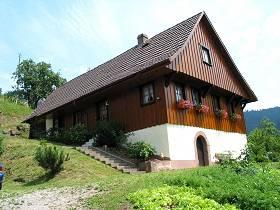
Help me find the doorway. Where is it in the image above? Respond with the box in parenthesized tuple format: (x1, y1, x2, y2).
(196, 136, 209, 166)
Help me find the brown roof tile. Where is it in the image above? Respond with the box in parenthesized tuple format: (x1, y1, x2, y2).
(27, 12, 202, 120)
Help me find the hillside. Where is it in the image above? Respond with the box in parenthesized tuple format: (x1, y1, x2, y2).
(244, 107, 280, 132)
(0, 96, 32, 131)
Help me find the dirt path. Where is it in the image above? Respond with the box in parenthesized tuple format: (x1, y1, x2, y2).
(1, 186, 99, 210)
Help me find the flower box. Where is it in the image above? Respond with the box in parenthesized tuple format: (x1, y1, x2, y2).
(215, 109, 228, 119)
(177, 99, 193, 110)
(194, 103, 209, 113)
(229, 113, 242, 121)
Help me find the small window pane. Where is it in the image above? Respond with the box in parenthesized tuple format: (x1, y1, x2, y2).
(142, 83, 154, 104)
(213, 96, 221, 111)
(98, 101, 108, 120)
(192, 89, 201, 105)
(175, 85, 184, 102)
(202, 47, 211, 65)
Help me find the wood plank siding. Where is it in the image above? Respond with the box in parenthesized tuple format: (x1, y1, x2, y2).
(55, 77, 168, 133)
(165, 17, 248, 133)
(167, 17, 250, 99)
(164, 81, 246, 133)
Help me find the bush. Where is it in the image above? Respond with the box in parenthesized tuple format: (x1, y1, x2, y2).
(0, 134, 4, 156)
(68, 124, 90, 145)
(128, 185, 236, 209)
(46, 124, 90, 145)
(127, 141, 156, 160)
(94, 121, 129, 147)
(247, 119, 280, 162)
(34, 141, 70, 174)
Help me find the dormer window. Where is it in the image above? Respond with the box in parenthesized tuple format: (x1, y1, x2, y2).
(201, 45, 212, 65)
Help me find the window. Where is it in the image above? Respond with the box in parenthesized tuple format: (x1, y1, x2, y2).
(54, 116, 64, 129)
(97, 101, 109, 121)
(201, 45, 212, 65)
(175, 84, 185, 102)
(74, 111, 87, 125)
(212, 95, 221, 111)
(141, 83, 155, 105)
(229, 102, 235, 114)
(192, 88, 201, 105)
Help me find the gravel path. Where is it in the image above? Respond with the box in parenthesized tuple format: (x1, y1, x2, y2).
(1, 186, 99, 210)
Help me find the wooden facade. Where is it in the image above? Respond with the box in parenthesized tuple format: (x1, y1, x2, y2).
(30, 13, 255, 138)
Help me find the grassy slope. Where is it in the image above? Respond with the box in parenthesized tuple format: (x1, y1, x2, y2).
(0, 97, 32, 131)
(0, 137, 122, 195)
(0, 97, 122, 197)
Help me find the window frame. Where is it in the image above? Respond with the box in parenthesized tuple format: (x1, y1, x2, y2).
(228, 101, 235, 115)
(97, 100, 109, 121)
(175, 83, 186, 102)
(212, 95, 221, 111)
(73, 111, 88, 125)
(200, 44, 212, 66)
(192, 88, 202, 105)
(140, 82, 155, 106)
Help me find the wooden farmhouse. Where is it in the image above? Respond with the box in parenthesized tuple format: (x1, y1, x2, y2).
(26, 12, 257, 168)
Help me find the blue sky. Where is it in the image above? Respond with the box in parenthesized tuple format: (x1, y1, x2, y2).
(0, 0, 279, 110)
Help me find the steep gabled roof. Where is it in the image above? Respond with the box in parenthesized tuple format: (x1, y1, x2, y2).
(26, 11, 256, 121)
(27, 12, 203, 120)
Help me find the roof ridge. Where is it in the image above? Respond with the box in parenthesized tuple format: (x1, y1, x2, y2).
(50, 12, 203, 97)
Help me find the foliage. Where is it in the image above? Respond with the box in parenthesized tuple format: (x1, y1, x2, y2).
(177, 99, 193, 110)
(128, 185, 236, 210)
(247, 118, 280, 162)
(0, 134, 4, 156)
(34, 141, 70, 174)
(94, 121, 129, 147)
(12, 59, 66, 108)
(68, 124, 91, 145)
(46, 124, 90, 145)
(214, 109, 228, 119)
(229, 113, 241, 121)
(0, 96, 32, 117)
(194, 103, 209, 113)
(126, 141, 156, 160)
(165, 166, 280, 210)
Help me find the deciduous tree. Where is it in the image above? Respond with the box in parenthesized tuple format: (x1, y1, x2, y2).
(13, 59, 66, 108)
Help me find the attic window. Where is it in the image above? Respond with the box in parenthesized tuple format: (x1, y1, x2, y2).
(201, 45, 212, 65)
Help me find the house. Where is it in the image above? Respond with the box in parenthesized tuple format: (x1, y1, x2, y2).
(25, 12, 257, 169)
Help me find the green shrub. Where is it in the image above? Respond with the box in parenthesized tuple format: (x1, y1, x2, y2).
(128, 185, 236, 209)
(127, 141, 156, 160)
(247, 119, 280, 162)
(46, 124, 90, 145)
(94, 121, 129, 147)
(68, 124, 90, 145)
(0, 134, 4, 156)
(34, 141, 70, 174)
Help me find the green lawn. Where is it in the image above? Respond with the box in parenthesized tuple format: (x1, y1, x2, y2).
(0, 96, 32, 131)
(0, 137, 122, 196)
(1, 136, 280, 209)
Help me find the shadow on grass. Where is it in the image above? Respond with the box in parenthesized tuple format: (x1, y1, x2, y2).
(24, 172, 55, 186)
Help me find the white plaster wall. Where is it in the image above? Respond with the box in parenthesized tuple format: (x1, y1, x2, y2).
(128, 124, 170, 157)
(45, 114, 53, 131)
(128, 124, 247, 162)
(166, 124, 247, 162)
